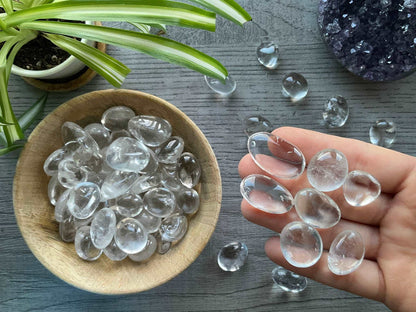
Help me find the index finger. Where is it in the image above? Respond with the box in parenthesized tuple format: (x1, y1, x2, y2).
(272, 127, 415, 194)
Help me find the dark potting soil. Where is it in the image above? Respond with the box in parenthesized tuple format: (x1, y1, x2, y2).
(13, 35, 71, 70)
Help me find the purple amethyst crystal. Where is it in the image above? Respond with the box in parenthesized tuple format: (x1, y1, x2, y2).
(318, 0, 416, 81)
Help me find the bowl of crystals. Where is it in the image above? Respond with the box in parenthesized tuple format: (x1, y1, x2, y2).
(13, 89, 222, 294)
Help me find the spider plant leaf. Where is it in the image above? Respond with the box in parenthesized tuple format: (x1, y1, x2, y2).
(45, 33, 130, 87)
(21, 21, 228, 81)
(5, 1, 216, 32)
(0, 142, 25, 155)
(0, 0, 14, 14)
(18, 93, 47, 132)
(188, 0, 251, 26)
(129, 22, 151, 33)
(0, 115, 14, 126)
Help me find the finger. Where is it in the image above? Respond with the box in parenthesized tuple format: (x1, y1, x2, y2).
(265, 236, 385, 303)
(272, 127, 414, 194)
(239, 153, 392, 225)
(241, 200, 380, 260)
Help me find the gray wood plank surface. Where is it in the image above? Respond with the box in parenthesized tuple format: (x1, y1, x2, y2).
(1, 0, 413, 310)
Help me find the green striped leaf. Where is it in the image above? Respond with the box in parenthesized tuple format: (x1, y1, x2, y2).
(46, 33, 130, 87)
(0, 142, 25, 155)
(18, 93, 47, 132)
(188, 0, 251, 26)
(21, 21, 228, 81)
(5, 1, 216, 31)
(0, 115, 13, 126)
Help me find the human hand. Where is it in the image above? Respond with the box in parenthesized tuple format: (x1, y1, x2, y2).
(238, 127, 416, 312)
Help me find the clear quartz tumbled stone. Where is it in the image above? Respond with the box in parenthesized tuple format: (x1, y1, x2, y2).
(105, 137, 150, 172)
(343, 170, 381, 206)
(128, 115, 172, 147)
(100, 171, 138, 201)
(128, 234, 157, 262)
(57, 159, 88, 188)
(369, 119, 397, 148)
(144, 187, 176, 218)
(217, 242, 248, 272)
(242, 115, 273, 137)
(43, 148, 67, 176)
(159, 213, 188, 242)
(176, 187, 200, 215)
(240, 174, 293, 214)
(248, 132, 305, 179)
(328, 230, 365, 275)
(156, 136, 184, 164)
(67, 182, 101, 219)
(307, 148, 348, 192)
(323, 96, 349, 128)
(272, 266, 307, 293)
(104, 238, 128, 261)
(204, 75, 237, 97)
(256, 36, 280, 69)
(74, 225, 103, 261)
(84, 123, 111, 149)
(135, 209, 162, 233)
(281, 73, 309, 102)
(55, 189, 71, 222)
(101, 106, 135, 131)
(294, 188, 341, 228)
(177, 152, 201, 188)
(280, 221, 323, 268)
(90, 207, 117, 249)
(48, 175, 67, 206)
(115, 218, 148, 254)
(59, 216, 76, 242)
(115, 193, 144, 217)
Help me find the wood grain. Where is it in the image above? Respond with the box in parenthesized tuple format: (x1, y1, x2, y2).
(13, 89, 221, 294)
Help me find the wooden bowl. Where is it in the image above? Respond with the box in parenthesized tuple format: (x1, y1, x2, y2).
(13, 89, 222, 294)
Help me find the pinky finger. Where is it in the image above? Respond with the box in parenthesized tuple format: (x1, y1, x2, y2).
(265, 236, 386, 303)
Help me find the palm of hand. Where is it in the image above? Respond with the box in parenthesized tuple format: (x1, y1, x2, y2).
(238, 127, 416, 312)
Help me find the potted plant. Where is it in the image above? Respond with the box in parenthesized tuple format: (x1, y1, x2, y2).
(0, 0, 251, 155)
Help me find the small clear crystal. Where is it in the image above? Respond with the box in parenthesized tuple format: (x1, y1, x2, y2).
(343, 170, 381, 207)
(240, 174, 293, 214)
(105, 137, 150, 172)
(294, 188, 341, 228)
(280, 221, 323, 268)
(104, 238, 128, 261)
(55, 189, 71, 222)
(48, 175, 67, 206)
(128, 234, 157, 262)
(74, 225, 103, 261)
(323, 96, 349, 128)
(217, 242, 248, 272)
(328, 230, 365, 275)
(101, 106, 135, 131)
(116, 193, 144, 217)
(59, 216, 76, 242)
(130, 174, 160, 195)
(115, 218, 148, 254)
(135, 209, 161, 233)
(157, 237, 172, 254)
(144, 187, 176, 218)
(84, 123, 111, 149)
(100, 171, 138, 201)
(128, 115, 172, 147)
(44, 148, 67, 176)
(90, 208, 117, 249)
(248, 132, 305, 179)
(67, 182, 101, 219)
(307, 149, 348, 192)
(256, 36, 280, 69)
(281, 73, 309, 102)
(243, 115, 273, 137)
(369, 119, 397, 148)
(176, 187, 200, 215)
(159, 213, 188, 242)
(57, 159, 88, 188)
(204, 75, 236, 97)
(177, 152, 201, 188)
(156, 136, 184, 164)
(272, 266, 307, 293)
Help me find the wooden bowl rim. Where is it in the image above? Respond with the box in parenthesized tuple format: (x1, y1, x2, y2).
(13, 89, 222, 294)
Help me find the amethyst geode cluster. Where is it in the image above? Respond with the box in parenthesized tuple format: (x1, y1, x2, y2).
(318, 0, 416, 81)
